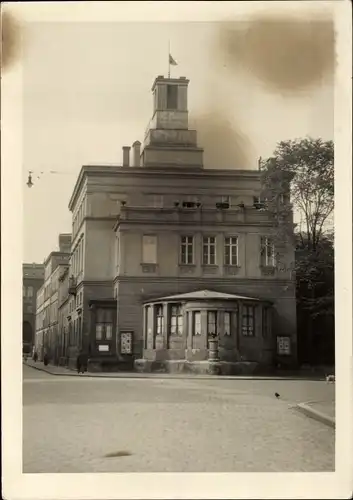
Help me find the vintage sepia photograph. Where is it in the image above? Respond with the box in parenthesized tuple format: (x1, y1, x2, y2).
(1, 1, 352, 499)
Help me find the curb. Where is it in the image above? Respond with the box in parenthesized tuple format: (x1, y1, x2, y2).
(295, 402, 335, 429)
(23, 362, 326, 382)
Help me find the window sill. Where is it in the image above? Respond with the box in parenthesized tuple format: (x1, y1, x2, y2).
(260, 266, 276, 276)
(224, 265, 241, 275)
(140, 263, 158, 273)
(179, 264, 196, 274)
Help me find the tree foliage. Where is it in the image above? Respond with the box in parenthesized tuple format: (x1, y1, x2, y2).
(260, 137, 334, 364)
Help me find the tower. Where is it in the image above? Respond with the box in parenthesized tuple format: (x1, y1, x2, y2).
(140, 75, 204, 168)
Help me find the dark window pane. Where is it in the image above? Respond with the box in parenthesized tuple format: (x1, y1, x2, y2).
(167, 85, 178, 109)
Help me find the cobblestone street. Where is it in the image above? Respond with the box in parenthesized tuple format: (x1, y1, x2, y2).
(23, 364, 335, 473)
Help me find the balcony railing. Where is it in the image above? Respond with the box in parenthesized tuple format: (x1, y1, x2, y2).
(116, 206, 278, 226)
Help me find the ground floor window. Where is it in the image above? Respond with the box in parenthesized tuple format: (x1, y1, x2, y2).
(170, 304, 183, 335)
(224, 311, 232, 336)
(207, 311, 217, 336)
(193, 311, 201, 335)
(156, 305, 164, 335)
(95, 309, 114, 340)
(242, 305, 255, 336)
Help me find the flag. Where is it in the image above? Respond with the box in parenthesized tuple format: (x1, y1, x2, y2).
(169, 54, 178, 66)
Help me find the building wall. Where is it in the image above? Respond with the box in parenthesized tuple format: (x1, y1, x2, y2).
(23, 263, 44, 352)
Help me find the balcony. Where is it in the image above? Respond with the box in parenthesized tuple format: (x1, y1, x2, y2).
(115, 206, 275, 228)
(68, 276, 77, 296)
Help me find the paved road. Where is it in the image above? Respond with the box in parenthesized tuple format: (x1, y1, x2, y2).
(23, 364, 335, 473)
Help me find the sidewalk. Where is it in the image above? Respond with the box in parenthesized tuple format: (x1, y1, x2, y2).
(23, 358, 327, 381)
(295, 400, 335, 428)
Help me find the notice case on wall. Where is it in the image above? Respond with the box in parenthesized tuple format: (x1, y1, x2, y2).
(120, 331, 133, 354)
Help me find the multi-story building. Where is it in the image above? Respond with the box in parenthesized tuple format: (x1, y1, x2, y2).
(63, 74, 297, 374)
(34, 234, 71, 360)
(23, 263, 44, 354)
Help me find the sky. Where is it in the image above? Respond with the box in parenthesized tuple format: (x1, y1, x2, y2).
(21, 16, 334, 263)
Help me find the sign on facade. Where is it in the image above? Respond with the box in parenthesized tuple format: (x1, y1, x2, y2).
(277, 336, 291, 355)
(120, 331, 133, 354)
(98, 344, 109, 352)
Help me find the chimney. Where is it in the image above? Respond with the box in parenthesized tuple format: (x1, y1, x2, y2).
(122, 146, 130, 167)
(132, 141, 141, 167)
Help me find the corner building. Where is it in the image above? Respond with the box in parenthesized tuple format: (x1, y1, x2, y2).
(67, 75, 297, 374)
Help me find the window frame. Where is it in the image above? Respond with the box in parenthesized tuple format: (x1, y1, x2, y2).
(192, 311, 201, 336)
(224, 236, 239, 266)
(170, 304, 183, 336)
(156, 304, 164, 336)
(207, 310, 218, 337)
(202, 236, 216, 266)
(261, 237, 276, 267)
(95, 308, 114, 341)
(224, 311, 232, 336)
(242, 304, 255, 337)
(180, 236, 194, 265)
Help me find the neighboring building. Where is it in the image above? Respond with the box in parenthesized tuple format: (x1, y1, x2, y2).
(23, 263, 44, 354)
(34, 234, 71, 360)
(63, 74, 297, 374)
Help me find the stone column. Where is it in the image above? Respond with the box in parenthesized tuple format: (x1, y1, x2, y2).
(182, 308, 188, 352)
(163, 302, 170, 349)
(151, 305, 156, 350)
(142, 306, 147, 350)
(201, 310, 208, 352)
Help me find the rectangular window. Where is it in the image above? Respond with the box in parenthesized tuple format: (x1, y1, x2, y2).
(242, 305, 255, 336)
(96, 324, 103, 340)
(170, 305, 183, 335)
(156, 305, 164, 335)
(193, 311, 201, 336)
(224, 237, 238, 266)
(207, 311, 217, 336)
(23, 286, 26, 297)
(203, 236, 216, 265)
(142, 235, 157, 264)
(224, 312, 231, 336)
(27, 286, 33, 298)
(95, 309, 114, 341)
(166, 84, 178, 110)
(261, 237, 276, 267)
(180, 236, 193, 265)
(262, 307, 271, 338)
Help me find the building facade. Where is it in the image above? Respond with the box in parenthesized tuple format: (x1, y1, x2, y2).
(23, 263, 44, 354)
(63, 74, 297, 374)
(34, 234, 71, 360)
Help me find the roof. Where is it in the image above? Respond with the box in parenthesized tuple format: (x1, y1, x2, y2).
(145, 289, 261, 303)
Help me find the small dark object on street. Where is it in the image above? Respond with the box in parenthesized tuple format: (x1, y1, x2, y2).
(275, 392, 280, 398)
(43, 353, 49, 366)
(33, 352, 38, 362)
(104, 450, 132, 458)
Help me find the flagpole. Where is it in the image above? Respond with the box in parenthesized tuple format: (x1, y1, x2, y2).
(168, 40, 170, 78)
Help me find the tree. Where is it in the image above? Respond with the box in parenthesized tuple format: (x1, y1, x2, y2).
(260, 137, 334, 365)
(260, 137, 334, 252)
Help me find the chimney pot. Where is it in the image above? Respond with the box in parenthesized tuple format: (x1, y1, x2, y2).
(122, 146, 131, 167)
